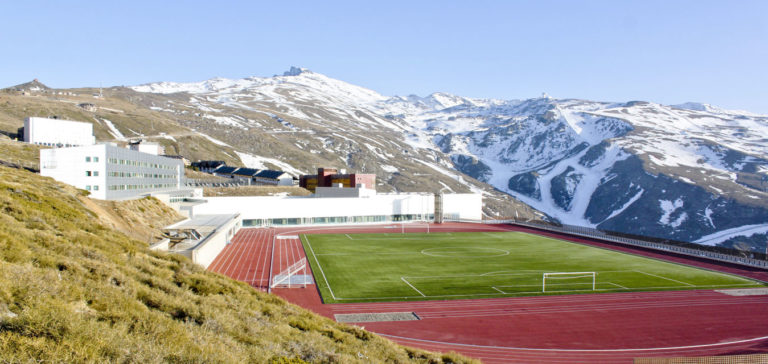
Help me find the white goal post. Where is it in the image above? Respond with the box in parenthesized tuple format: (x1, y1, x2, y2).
(271, 258, 307, 289)
(542, 272, 596, 292)
(400, 222, 430, 234)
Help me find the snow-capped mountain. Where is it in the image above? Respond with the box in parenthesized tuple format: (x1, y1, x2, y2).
(130, 68, 768, 252)
(388, 95, 768, 249)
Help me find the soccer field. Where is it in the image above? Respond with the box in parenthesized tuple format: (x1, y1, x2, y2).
(301, 231, 766, 303)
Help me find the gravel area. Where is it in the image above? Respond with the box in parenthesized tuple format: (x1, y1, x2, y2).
(715, 288, 768, 296)
(334, 312, 420, 323)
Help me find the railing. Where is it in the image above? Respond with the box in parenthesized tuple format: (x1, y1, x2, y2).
(448, 218, 768, 270)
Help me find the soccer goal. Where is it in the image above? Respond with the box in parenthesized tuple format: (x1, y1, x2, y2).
(400, 222, 430, 234)
(271, 258, 308, 289)
(542, 272, 596, 292)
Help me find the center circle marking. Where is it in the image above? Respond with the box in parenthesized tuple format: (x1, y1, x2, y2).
(421, 246, 510, 258)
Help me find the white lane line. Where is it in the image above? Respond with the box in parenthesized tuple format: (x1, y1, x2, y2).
(376, 333, 768, 352)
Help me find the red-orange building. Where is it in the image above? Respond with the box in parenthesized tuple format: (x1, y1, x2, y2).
(299, 168, 376, 193)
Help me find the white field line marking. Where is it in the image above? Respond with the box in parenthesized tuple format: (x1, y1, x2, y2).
(376, 333, 768, 353)
(401, 277, 426, 297)
(304, 236, 337, 300)
(269, 227, 762, 301)
(481, 270, 547, 276)
(333, 290, 758, 310)
(634, 270, 695, 286)
(324, 282, 764, 301)
(315, 252, 420, 256)
(405, 270, 631, 280)
(608, 282, 630, 290)
(491, 286, 507, 294)
(482, 232, 504, 238)
(497, 282, 596, 288)
(345, 234, 353, 240)
(342, 237, 451, 241)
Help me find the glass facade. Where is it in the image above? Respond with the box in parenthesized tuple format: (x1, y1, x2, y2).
(242, 214, 434, 227)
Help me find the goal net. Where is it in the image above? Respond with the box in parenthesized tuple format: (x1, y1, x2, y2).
(271, 258, 308, 289)
(542, 272, 596, 292)
(399, 222, 431, 234)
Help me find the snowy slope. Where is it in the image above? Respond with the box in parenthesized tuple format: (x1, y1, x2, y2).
(131, 68, 768, 251)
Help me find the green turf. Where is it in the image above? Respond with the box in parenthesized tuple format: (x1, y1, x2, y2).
(301, 231, 766, 303)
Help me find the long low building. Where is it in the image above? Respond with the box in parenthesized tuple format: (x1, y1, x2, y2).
(40, 143, 189, 200)
(187, 192, 482, 227)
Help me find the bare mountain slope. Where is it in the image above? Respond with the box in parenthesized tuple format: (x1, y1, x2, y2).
(0, 77, 540, 220)
(3, 69, 765, 251)
(131, 69, 768, 251)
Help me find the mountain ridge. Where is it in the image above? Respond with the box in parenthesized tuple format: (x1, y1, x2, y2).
(128, 68, 768, 251)
(3, 68, 767, 252)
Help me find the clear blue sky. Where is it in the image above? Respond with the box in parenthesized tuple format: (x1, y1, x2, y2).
(2, 1, 767, 113)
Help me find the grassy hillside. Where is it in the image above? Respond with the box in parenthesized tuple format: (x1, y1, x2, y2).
(0, 138, 42, 171)
(0, 85, 544, 220)
(0, 165, 473, 363)
(0, 90, 243, 166)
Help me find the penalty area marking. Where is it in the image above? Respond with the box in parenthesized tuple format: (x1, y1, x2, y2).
(492, 286, 507, 294)
(634, 270, 695, 287)
(401, 277, 426, 297)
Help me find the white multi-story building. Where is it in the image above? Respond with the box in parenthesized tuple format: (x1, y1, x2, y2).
(24, 117, 95, 147)
(40, 143, 185, 200)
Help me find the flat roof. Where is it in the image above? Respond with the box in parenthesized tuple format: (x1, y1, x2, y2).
(167, 214, 238, 230)
(165, 213, 239, 252)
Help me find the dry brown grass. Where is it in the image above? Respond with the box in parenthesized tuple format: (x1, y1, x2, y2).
(0, 139, 42, 171)
(81, 197, 185, 243)
(0, 160, 476, 363)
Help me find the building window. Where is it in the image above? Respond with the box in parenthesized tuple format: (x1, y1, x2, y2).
(85, 185, 91, 191)
(85, 156, 91, 162)
(85, 171, 92, 176)
(93, 185, 99, 191)
(93, 171, 99, 176)
(93, 156, 99, 162)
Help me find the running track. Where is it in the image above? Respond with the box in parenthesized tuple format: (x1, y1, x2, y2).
(208, 223, 768, 363)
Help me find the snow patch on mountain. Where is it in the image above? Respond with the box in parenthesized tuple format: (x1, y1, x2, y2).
(197, 132, 230, 147)
(380, 165, 399, 173)
(235, 151, 305, 177)
(604, 189, 644, 222)
(100, 118, 125, 140)
(659, 198, 687, 228)
(695, 224, 768, 246)
(205, 115, 248, 129)
(131, 68, 768, 249)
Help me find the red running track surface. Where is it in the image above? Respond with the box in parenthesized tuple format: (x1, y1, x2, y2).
(210, 223, 768, 363)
